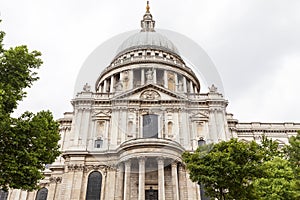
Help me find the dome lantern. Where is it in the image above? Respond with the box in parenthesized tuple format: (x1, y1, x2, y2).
(141, 1, 155, 32)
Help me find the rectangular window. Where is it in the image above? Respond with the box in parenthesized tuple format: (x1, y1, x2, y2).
(94, 139, 103, 148)
(156, 69, 164, 87)
(133, 69, 141, 87)
(143, 114, 158, 138)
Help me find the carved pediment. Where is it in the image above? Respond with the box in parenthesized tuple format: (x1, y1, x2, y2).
(140, 90, 161, 100)
(113, 84, 187, 101)
(92, 110, 111, 119)
(190, 112, 209, 121)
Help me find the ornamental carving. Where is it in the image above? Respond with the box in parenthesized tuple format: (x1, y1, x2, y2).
(208, 84, 218, 93)
(140, 90, 160, 100)
(67, 164, 85, 171)
(83, 83, 91, 92)
(49, 177, 62, 183)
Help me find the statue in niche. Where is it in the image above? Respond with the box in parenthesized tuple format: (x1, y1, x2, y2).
(128, 121, 133, 135)
(146, 69, 153, 83)
(177, 80, 183, 92)
(106, 82, 110, 92)
(97, 121, 105, 137)
(168, 122, 173, 136)
(197, 122, 203, 136)
(114, 80, 123, 91)
(123, 71, 129, 89)
(83, 83, 91, 92)
(167, 72, 175, 91)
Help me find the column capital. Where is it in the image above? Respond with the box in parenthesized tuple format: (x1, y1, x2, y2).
(156, 156, 165, 163)
(137, 156, 147, 162)
(171, 161, 178, 167)
(171, 159, 181, 166)
(124, 159, 131, 167)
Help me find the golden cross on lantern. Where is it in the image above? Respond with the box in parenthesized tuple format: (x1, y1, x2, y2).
(146, 1, 150, 12)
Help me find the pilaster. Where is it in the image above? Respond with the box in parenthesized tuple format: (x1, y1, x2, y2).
(171, 162, 179, 200)
(114, 164, 124, 200)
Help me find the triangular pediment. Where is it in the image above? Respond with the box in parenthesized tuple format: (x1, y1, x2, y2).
(92, 110, 111, 119)
(112, 84, 187, 101)
(190, 112, 209, 120)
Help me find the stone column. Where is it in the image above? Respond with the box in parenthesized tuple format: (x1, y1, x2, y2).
(110, 76, 114, 93)
(138, 157, 146, 200)
(183, 77, 187, 93)
(60, 166, 75, 200)
(19, 190, 27, 200)
(141, 69, 145, 85)
(153, 68, 157, 84)
(190, 82, 194, 93)
(26, 191, 36, 200)
(103, 79, 107, 92)
(171, 162, 179, 200)
(47, 180, 57, 200)
(164, 70, 168, 88)
(157, 158, 165, 200)
(174, 73, 178, 92)
(114, 164, 124, 200)
(178, 164, 187, 200)
(123, 160, 131, 200)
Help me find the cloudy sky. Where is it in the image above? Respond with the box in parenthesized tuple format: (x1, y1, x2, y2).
(1, 0, 300, 123)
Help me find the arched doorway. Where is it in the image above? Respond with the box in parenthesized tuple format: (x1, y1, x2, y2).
(86, 171, 102, 200)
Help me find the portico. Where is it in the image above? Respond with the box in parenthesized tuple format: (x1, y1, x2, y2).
(118, 156, 181, 200)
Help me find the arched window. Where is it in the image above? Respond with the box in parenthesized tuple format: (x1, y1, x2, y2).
(143, 114, 158, 138)
(94, 139, 103, 148)
(0, 190, 8, 200)
(198, 138, 206, 147)
(36, 188, 48, 200)
(86, 171, 102, 200)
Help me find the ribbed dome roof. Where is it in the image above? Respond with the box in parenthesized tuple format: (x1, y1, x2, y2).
(116, 31, 180, 56)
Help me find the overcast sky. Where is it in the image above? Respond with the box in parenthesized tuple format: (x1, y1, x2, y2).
(1, 0, 300, 123)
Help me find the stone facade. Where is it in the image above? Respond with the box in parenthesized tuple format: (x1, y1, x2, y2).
(4, 2, 300, 200)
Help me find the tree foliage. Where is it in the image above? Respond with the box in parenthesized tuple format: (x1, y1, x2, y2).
(183, 136, 299, 200)
(253, 157, 298, 199)
(284, 131, 300, 196)
(183, 139, 263, 199)
(0, 22, 60, 191)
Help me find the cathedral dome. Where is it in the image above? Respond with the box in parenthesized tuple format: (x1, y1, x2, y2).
(116, 31, 180, 57)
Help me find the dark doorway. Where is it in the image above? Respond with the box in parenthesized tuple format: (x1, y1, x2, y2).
(145, 188, 158, 200)
(143, 114, 158, 138)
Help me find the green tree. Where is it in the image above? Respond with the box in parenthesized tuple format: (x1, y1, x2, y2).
(182, 136, 299, 200)
(283, 131, 300, 197)
(0, 23, 60, 191)
(253, 156, 298, 199)
(183, 139, 264, 200)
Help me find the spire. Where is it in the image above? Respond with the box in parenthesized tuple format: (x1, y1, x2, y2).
(141, 1, 155, 32)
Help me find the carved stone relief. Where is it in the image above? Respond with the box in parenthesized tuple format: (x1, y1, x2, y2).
(140, 90, 160, 100)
